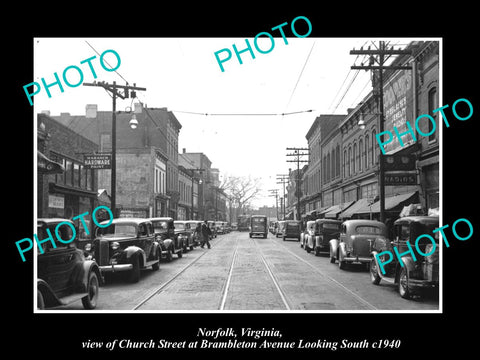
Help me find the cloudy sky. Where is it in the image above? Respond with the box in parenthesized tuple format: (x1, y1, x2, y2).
(33, 37, 421, 207)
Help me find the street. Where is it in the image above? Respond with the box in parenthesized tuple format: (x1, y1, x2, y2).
(63, 231, 439, 311)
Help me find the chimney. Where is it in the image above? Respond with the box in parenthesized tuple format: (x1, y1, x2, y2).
(182, 148, 186, 154)
(86, 104, 97, 118)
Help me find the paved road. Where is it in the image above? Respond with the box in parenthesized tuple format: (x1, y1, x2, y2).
(62, 231, 439, 311)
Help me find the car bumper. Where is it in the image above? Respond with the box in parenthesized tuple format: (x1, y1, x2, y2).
(408, 279, 439, 292)
(343, 256, 370, 264)
(99, 263, 133, 273)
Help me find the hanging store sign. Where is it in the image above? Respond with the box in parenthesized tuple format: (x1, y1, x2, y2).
(84, 154, 111, 169)
(384, 172, 417, 186)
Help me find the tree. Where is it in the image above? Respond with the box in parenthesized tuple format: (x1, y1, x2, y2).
(220, 175, 262, 215)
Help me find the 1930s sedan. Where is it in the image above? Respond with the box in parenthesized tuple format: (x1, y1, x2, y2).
(174, 220, 195, 251)
(370, 216, 439, 299)
(303, 220, 317, 252)
(311, 219, 342, 256)
(330, 220, 388, 270)
(149, 217, 184, 261)
(37, 218, 102, 310)
(90, 218, 161, 283)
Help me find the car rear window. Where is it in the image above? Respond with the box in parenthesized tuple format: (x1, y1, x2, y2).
(252, 218, 266, 223)
(355, 226, 383, 235)
(322, 223, 340, 230)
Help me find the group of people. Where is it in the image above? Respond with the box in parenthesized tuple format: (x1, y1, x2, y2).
(195, 220, 212, 249)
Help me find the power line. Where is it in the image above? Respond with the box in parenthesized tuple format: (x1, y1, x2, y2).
(284, 41, 316, 112)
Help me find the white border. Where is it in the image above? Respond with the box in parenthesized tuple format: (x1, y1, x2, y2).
(33, 37, 443, 314)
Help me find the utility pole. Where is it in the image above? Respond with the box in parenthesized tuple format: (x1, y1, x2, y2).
(350, 42, 411, 223)
(83, 81, 147, 217)
(276, 174, 289, 220)
(269, 189, 279, 220)
(286, 148, 309, 222)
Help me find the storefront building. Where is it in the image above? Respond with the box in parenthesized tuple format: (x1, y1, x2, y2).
(37, 113, 100, 239)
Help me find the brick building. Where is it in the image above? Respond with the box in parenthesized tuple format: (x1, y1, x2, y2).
(37, 113, 100, 239)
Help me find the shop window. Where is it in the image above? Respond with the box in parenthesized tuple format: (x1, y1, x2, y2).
(65, 159, 73, 186)
(73, 163, 80, 187)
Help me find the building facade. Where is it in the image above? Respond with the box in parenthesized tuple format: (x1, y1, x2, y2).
(37, 113, 100, 239)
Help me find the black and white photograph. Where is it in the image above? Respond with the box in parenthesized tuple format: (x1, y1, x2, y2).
(9, 6, 478, 357)
(32, 37, 441, 313)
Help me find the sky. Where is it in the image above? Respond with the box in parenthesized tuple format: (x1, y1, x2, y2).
(33, 37, 418, 208)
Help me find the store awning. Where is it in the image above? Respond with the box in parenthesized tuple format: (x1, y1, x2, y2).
(339, 198, 372, 219)
(355, 192, 418, 215)
(323, 201, 355, 219)
(37, 150, 64, 174)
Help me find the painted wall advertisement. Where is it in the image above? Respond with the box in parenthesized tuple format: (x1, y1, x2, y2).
(382, 69, 415, 154)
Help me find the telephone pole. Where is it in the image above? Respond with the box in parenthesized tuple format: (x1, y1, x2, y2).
(286, 148, 309, 222)
(269, 189, 279, 220)
(276, 174, 289, 220)
(350, 42, 411, 223)
(83, 81, 147, 217)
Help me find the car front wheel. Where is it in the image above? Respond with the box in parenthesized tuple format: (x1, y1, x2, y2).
(370, 258, 381, 285)
(398, 268, 411, 299)
(82, 271, 99, 309)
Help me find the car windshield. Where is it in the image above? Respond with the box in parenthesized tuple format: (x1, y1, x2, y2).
(355, 225, 383, 235)
(175, 223, 185, 230)
(252, 218, 266, 223)
(97, 224, 137, 237)
(153, 221, 169, 231)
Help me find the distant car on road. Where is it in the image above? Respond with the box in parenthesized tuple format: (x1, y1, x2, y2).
(37, 218, 102, 310)
(249, 215, 268, 238)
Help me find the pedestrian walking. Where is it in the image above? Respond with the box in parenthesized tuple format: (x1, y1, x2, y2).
(201, 221, 211, 249)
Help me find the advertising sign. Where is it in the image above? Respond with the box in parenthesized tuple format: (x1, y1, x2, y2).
(383, 69, 414, 154)
(84, 154, 111, 169)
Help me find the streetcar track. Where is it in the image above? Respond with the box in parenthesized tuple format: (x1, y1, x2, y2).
(219, 234, 291, 310)
(133, 235, 230, 310)
(218, 236, 240, 310)
(269, 236, 378, 310)
(251, 238, 292, 310)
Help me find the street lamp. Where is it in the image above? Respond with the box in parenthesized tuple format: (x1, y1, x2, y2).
(129, 114, 138, 129)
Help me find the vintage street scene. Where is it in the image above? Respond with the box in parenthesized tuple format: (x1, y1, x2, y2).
(34, 38, 440, 312)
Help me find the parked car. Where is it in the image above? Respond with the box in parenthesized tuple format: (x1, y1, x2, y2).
(37, 218, 102, 309)
(311, 219, 342, 256)
(283, 220, 302, 241)
(186, 220, 203, 246)
(275, 221, 285, 238)
(330, 220, 388, 270)
(89, 218, 161, 283)
(370, 216, 439, 299)
(302, 220, 316, 251)
(174, 220, 195, 251)
(215, 221, 225, 234)
(149, 217, 184, 261)
(249, 215, 268, 238)
(207, 221, 217, 238)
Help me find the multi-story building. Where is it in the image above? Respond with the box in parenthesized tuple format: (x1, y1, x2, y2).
(37, 112, 100, 238)
(51, 104, 176, 218)
(291, 40, 440, 222)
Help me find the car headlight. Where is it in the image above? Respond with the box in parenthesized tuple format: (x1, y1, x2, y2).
(84, 243, 92, 252)
(111, 242, 120, 250)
